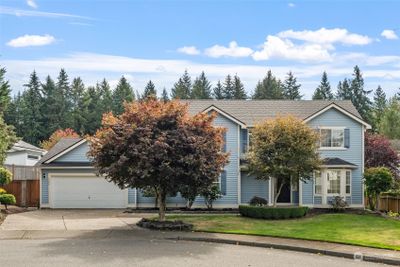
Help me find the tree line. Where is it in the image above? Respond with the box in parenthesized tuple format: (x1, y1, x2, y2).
(0, 65, 399, 146)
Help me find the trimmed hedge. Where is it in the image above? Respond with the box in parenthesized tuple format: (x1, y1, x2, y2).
(0, 193, 16, 206)
(239, 205, 308, 220)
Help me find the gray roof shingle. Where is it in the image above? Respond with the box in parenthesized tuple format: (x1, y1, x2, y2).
(181, 100, 362, 126)
(9, 140, 46, 153)
(36, 137, 84, 166)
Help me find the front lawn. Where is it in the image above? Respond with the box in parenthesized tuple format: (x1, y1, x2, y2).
(167, 213, 400, 250)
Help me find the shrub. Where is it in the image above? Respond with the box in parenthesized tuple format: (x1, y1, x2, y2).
(0, 193, 16, 209)
(0, 167, 12, 186)
(364, 167, 393, 210)
(201, 185, 222, 209)
(239, 205, 308, 219)
(249, 196, 268, 207)
(0, 187, 6, 194)
(329, 196, 348, 212)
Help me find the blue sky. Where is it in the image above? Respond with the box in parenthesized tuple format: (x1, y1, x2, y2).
(1, 0, 399, 98)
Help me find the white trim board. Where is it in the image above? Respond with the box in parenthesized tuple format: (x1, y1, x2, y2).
(203, 105, 247, 128)
(44, 139, 87, 164)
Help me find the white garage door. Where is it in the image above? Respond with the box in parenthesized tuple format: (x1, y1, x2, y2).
(50, 175, 126, 208)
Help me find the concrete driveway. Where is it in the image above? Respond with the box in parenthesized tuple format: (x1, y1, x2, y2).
(0, 209, 146, 231)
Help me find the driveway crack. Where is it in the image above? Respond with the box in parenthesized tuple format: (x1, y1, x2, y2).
(61, 215, 67, 230)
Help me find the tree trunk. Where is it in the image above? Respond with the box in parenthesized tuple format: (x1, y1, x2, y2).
(273, 181, 285, 207)
(158, 189, 167, 221)
(368, 195, 375, 211)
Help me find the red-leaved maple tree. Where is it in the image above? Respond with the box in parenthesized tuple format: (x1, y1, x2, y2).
(88, 98, 229, 221)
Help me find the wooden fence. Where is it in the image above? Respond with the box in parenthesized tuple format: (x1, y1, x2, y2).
(2, 165, 40, 207)
(378, 195, 400, 213)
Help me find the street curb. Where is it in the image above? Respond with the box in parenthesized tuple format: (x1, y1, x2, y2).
(171, 236, 400, 266)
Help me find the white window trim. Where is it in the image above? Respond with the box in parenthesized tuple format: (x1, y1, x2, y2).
(314, 168, 352, 198)
(318, 126, 346, 150)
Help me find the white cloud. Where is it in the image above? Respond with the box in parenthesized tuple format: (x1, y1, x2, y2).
(204, 41, 254, 58)
(26, 0, 37, 9)
(381, 29, 398, 40)
(278, 28, 372, 46)
(252, 35, 332, 62)
(0, 6, 93, 20)
(288, 3, 295, 8)
(7, 34, 56, 47)
(177, 46, 200, 55)
(2, 52, 400, 100)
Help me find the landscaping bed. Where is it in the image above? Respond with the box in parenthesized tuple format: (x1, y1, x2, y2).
(125, 208, 238, 214)
(137, 218, 193, 231)
(166, 213, 400, 250)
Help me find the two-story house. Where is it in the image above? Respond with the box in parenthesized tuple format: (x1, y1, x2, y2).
(37, 100, 370, 209)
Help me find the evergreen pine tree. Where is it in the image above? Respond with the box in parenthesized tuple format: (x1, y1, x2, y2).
(55, 69, 70, 128)
(213, 80, 224, 99)
(83, 86, 103, 135)
(379, 98, 400, 139)
(312, 71, 333, 100)
(4, 92, 23, 137)
(350, 66, 372, 122)
(191, 71, 212, 99)
(171, 70, 192, 99)
(21, 71, 43, 145)
(252, 70, 283, 99)
(112, 76, 134, 115)
(336, 78, 352, 100)
(222, 74, 235, 99)
(0, 67, 11, 115)
(70, 77, 86, 134)
(282, 71, 302, 100)
(161, 88, 169, 102)
(232, 74, 247, 99)
(142, 80, 157, 99)
(41, 75, 61, 137)
(372, 85, 387, 130)
(98, 78, 113, 113)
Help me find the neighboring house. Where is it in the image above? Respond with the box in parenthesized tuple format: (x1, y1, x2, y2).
(37, 100, 370, 209)
(5, 140, 47, 166)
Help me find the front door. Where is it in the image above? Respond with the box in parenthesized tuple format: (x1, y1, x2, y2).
(277, 182, 291, 203)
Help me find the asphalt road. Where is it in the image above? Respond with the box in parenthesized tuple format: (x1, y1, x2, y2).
(0, 237, 383, 267)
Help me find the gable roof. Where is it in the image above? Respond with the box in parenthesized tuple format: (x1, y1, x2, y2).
(8, 140, 46, 153)
(36, 138, 84, 166)
(181, 100, 367, 128)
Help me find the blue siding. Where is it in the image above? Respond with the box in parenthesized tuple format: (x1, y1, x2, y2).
(314, 196, 322, 205)
(308, 108, 363, 205)
(41, 172, 48, 204)
(292, 191, 299, 203)
(55, 142, 90, 162)
(240, 172, 269, 204)
(128, 188, 136, 204)
(302, 180, 314, 204)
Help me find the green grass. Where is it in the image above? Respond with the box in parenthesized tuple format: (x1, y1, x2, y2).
(167, 213, 400, 250)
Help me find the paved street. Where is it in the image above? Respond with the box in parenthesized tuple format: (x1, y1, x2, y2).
(0, 237, 383, 267)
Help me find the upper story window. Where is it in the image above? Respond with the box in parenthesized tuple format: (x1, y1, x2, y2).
(319, 127, 350, 149)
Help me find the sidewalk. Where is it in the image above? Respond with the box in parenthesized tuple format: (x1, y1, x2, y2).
(1, 228, 399, 265)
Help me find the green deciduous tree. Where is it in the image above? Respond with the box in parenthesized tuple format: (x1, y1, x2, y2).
(171, 70, 192, 99)
(0, 67, 11, 115)
(253, 70, 283, 99)
(248, 116, 321, 207)
(282, 71, 302, 100)
(112, 76, 135, 115)
(364, 167, 393, 210)
(88, 99, 229, 221)
(191, 71, 212, 99)
(312, 71, 333, 100)
(0, 116, 17, 165)
(379, 98, 400, 139)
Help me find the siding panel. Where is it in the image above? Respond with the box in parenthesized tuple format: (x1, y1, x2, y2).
(240, 172, 269, 204)
(55, 142, 91, 162)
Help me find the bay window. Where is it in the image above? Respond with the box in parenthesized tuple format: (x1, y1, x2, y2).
(314, 169, 352, 198)
(327, 170, 341, 194)
(314, 171, 322, 195)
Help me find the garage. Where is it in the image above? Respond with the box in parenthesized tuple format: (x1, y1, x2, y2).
(49, 174, 127, 208)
